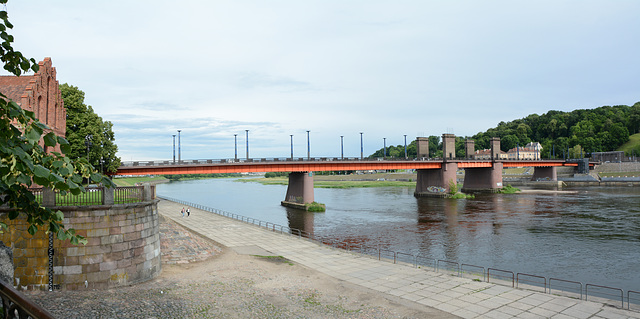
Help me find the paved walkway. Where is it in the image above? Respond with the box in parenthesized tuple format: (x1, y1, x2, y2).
(159, 199, 640, 319)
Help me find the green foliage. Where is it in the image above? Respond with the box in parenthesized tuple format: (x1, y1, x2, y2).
(264, 171, 289, 178)
(617, 133, 640, 157)
(449, 192, 474, 199)
(369, 136, 442, 158)
(499, 184, 520, 194)
(0, 2, 114, 244)
(305, 202, 326, 212)
(448, 179, 458, 195)
(60, 84, 121, 173)
(472, 102, 640, 157)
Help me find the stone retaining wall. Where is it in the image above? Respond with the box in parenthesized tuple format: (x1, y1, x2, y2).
(0, 200, 160, 290)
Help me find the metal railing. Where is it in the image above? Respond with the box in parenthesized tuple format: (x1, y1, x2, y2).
(0, 280, 54, 319)
(158, 195, 639, 311)
(29, 186, 152, 206)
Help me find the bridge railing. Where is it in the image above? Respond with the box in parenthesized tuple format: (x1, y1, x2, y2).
(158, 195, 639, 312)
(120, 157, 586, 168)
(120, 157, 448, 167)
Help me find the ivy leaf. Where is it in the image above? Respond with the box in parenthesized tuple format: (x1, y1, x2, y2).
(27, 224, 37, 236)
(60, 143, 71, 154)
(43, 132, 57, 147)
(90, 173, 102, 183)
(54, 210, 64, 221)
(33, 165, 50, 178)
(25, 127, 41, 144)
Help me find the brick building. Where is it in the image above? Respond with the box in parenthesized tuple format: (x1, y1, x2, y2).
(0, 57, 66, 152)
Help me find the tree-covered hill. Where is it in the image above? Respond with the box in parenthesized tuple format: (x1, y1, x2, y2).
(368, 102, 640, 159)
(471, 102, 640, 158)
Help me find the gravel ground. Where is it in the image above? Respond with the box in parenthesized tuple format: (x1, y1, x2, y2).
(25, 214, 454, 319)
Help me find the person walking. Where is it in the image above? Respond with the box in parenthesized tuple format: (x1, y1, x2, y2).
(186, 208, 190, 217)
(181, 207, 185, 218)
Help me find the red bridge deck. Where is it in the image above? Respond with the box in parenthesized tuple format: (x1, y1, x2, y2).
(115, 158, 588, 176)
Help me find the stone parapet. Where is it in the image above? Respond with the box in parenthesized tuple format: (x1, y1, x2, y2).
(0, 200, 160, 290)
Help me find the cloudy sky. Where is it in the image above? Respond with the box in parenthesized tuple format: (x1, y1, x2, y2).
(5, 1, 640, 161)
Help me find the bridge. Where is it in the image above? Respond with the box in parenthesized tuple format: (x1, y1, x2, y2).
(115, 135, 595, 205)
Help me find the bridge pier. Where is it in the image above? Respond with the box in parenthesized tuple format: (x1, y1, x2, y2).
(414, 163, 458, 197)
(462, 162, 504, 192)
(531, 166, 557, 181)
(283, 171, 314, 204)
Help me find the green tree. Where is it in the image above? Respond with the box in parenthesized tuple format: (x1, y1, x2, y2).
(0, 2, 113, 244)
(61, 84, 121, 173)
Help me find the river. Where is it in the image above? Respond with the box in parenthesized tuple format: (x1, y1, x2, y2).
(156, 178, 640, 293)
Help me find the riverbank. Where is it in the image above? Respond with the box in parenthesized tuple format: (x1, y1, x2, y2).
(26, 201, 452, 319)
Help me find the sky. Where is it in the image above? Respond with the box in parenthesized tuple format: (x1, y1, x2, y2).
(4, 1, 640, 161)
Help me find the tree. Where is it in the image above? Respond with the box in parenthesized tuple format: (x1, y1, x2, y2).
(0, 2, 114, 244)
(60, 84, 121, 173)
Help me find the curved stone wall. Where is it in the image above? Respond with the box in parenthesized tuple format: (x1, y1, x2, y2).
(0, 200, 160, 290)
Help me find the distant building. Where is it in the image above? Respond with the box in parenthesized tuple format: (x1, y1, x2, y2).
(474, 149, 507, 160)
(0, 57, 66, 153)
(507, 147, 538, 160)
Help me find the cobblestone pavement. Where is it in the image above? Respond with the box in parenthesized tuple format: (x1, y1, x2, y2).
(26, 205, 451, 318)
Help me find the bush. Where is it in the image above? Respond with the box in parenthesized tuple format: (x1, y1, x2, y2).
(306, 202, 326, 212)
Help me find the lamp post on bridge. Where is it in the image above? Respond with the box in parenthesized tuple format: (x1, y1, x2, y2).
(177, 130, 181, 163)
(245, 130, 249, 160)
(290, 135, 294, 160)
(383, 137, 386, 159)
(306, 130, 310, 160)
(360, 132, 363, 160)
(404, 135, 407, 159)
(172, 134, 176, 164)
(340, 136, 344, 160)
(234, 134, 238, 161)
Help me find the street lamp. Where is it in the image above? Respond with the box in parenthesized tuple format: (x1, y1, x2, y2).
(234, 134, 238, 161)
(306, 130, 310, 160)
(404, 135, 407, 159)
(340, 136, 344, 160)
(383, 138, 386, 159)
(245, 130, 249, 160)
(172, 134, 176, 163)
(360, 132, 363, 160)
(290, 135, 294, 160)
(177, 130, 181, 162)
(84, 134, 93, 161)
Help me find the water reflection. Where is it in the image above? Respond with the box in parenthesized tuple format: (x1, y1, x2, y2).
(285, 207, 315, 235)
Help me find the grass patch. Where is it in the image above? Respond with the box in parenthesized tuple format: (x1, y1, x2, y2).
(498, 184, 520, 194)
(113, 176, 168, 186)
(251, 255, 294, 265)
(617, 132, 640, 155)
(306, 202, 326, 212)
(599, 171, 640, 177)
(449, 193, 475, 199)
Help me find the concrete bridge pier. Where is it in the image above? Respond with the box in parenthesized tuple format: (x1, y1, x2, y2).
(531, 166, 557, 181)
(283, 171, 314, 204)
(462, 162, 504, 192)
(414, 163, 458, 197)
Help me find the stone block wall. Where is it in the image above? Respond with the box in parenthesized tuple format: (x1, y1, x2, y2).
(0, 200, 160, 290)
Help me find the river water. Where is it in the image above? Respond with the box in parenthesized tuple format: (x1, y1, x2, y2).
(156, 178, 640, 293)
